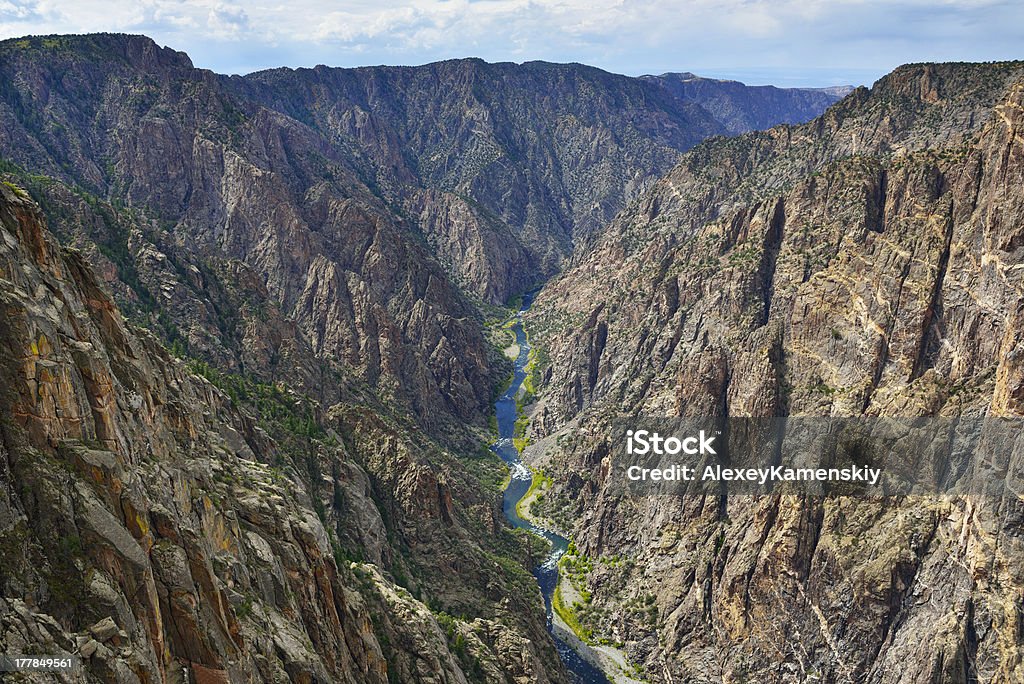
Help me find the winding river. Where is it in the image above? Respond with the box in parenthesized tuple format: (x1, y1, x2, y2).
(492, 291, 610, 684)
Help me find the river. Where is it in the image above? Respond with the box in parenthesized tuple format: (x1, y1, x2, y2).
(491, 291, 611, 684)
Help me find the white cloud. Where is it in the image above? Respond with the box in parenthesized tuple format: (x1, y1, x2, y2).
(208, 2, 248, 39)
(0, 1, 38, 20)
(0, 0, 1021, 85)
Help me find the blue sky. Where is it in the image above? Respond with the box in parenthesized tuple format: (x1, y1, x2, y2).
(1, 1, 1022, 87)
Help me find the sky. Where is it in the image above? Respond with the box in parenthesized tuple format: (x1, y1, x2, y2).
(0, 1, 1022, 87)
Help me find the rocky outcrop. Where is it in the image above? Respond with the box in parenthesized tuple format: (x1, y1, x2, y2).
(411, 189, 538, 305)
(0, 181, 383, 682)
(0, 183, 564, 682)
(526, 62, 1024, 682)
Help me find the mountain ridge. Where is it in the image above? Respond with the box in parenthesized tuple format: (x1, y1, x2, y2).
(0, 32, 848, 305)
(0, 31, 848, 434)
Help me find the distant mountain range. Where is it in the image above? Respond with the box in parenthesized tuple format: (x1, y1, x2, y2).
(642, 72, 854, 133)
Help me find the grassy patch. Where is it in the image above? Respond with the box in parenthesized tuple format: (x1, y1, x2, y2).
(2, 179, 29, 199)
(512, 374, 532, 452)
(521, 344, 549, 400)
(515, 469, 551, 520)
(552, 542, 595, 642)
(553, 575, 593, 643)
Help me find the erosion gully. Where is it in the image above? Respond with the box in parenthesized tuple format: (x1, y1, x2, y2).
(491, 291, 610, 684)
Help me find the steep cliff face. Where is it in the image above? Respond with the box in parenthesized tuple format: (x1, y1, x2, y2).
(3, 32, 961, 684)
(241, 59, 726, 290)
(0, 184, 565, 683)
(0, 182, 383, 682)
(0, 34, 498, 434)
(526, 62, 1024, 681)
(642, 72, 851, 134)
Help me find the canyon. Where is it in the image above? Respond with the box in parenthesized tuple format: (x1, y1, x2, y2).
(3, 32, 1019, 684)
